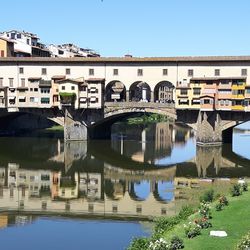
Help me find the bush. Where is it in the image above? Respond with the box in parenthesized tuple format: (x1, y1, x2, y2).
(178, 205, 194, 220)
(242, 183, 248, 192)
(170, 236, 184, 250)
(149, 238, 171, 250)
(199, 202, 212, 219)
(184, 222, 201, 238)
(154, 206, 194, 234)
(127, 237, 150, 250)
(215, 202, 223, 211)
(218, 195, 229, 206)
(199, 189, 214, 203)
(194, 217, 212, 229)
(154, 216, 180, 234)
(236, 232, 250, 249)
(231, 184, 242, 197)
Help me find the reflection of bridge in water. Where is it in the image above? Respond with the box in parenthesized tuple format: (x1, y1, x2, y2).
(0, 131, 250, 220)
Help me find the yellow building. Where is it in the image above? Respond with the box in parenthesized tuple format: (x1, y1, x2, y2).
(231, 78, 246, 111)
(0, 37, 14, 57)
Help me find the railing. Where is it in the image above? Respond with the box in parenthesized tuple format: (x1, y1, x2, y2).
(105, 101, 175, 109)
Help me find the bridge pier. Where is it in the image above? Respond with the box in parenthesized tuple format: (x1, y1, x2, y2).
(64, 108, 88, 141)
(196, 111, 223, 145)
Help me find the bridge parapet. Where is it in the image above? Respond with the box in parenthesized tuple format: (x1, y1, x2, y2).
(104, 101, 176, 120)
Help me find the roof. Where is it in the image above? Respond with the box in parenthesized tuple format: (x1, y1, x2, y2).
(2, 55, 250, 63)
(0, 37, 15, 44)
(51, 75, 66, 80)
(57, 78, 84, 84)
(86, 78, 105, 82)
(191, 77, 247, 81)
(28, 77, 41, 80)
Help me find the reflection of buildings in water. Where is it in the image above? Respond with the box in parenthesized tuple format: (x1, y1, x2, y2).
(0, 163, 179, 218)
(111, 122, 195, 165)
(0, 214, 34, 229)
(190, 145, 239, 178)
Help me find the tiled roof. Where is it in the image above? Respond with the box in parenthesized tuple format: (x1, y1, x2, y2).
(1, 56, 250, 63)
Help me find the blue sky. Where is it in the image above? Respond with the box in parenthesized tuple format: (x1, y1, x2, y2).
(1, 0, 250, 57)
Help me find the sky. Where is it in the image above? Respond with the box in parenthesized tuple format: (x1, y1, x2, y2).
(1, 0, 250, 57)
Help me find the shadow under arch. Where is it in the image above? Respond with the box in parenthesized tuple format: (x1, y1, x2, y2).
(129, 81, 151, 102)
(152, 181, 174, 203)
(128, 181, 151, 201)
(0, 110, 63, 133)
(154, 81, 175, 103)
(105, 80, 126, 102)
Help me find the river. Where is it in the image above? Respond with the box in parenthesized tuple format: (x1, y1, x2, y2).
(0, 121, 249, 250)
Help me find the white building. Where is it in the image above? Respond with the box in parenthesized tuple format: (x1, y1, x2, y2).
(48, 43, 100, 58)
(0, 30, 50, 57)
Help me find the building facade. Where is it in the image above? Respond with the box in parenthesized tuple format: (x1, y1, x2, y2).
(0, 56, 250, 112)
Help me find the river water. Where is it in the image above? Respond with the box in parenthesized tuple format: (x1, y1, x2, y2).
(0, 121, 249, 250)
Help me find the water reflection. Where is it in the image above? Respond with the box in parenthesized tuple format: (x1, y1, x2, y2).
(0, 122, 249, 223)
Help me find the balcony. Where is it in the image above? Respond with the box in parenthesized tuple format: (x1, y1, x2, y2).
(39, 80, 52, 87)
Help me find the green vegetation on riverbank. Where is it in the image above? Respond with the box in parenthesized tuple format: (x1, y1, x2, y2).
(45, 125, 64, 132)
(127, 114, 173, 125)
(128, 181, 250, 250)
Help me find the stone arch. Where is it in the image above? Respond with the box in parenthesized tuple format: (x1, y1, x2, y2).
(129, 81, 151, 102)
(128, 181, 151, 201)
(0, 110, 63, 133)
(154, 81, 175, 103)
(104, 179, 126, 200)
(105, 80, 126, 102)
(153, 180, 174, 203)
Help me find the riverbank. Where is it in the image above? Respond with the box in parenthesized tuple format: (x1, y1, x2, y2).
(128, 182, 250, 250)
(162, 185, 250, 249)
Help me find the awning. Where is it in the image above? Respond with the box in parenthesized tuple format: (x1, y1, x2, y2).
(90, 97, 97, 102)
(51, 75, 66, 80)
(28, 77, 41, 81)
(79, 97, 87, 103)
(18, 96, 26, 100)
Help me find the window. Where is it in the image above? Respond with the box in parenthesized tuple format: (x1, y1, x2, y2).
(17, 33, 21, 39)
(71, 86, 75, 90)
(41, 97, 50, 104)
(26, 39, 30, 45)
(9, 78, 14, 87)
(30, 97, 39, 103)
(246, 89, 250, 94)
(180, 89, 188, 95)
(137, 69, 143, 76)
(241, 68, 247, 76)
(81, 86, 87, 91)
(41, 68, 47, 75)
(11, 33, 15, 39)
(188, 69, 194, 77)
(113, 69, 118, 76)
(89, 68, 94, 75)
(215, 69, 220, 76)
(112, 205, 118, 213)
(34, 88, 38, 92)
(40, 88, 50, 94)
(163, 69, 168, 75)
(66, 68, 71, 75)
(21, 78, 25, 87)
(19, 67, 24, 74)
(193, 88, 200, 95)
(0, 78, 3, 87)
(62, 86, 65, 90)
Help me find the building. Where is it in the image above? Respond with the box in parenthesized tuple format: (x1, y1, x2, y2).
(48, 43, 100, 58)
(0, 30, 50, 57)
(0, 56, 250, 112)
(0, 38, 15, 57)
